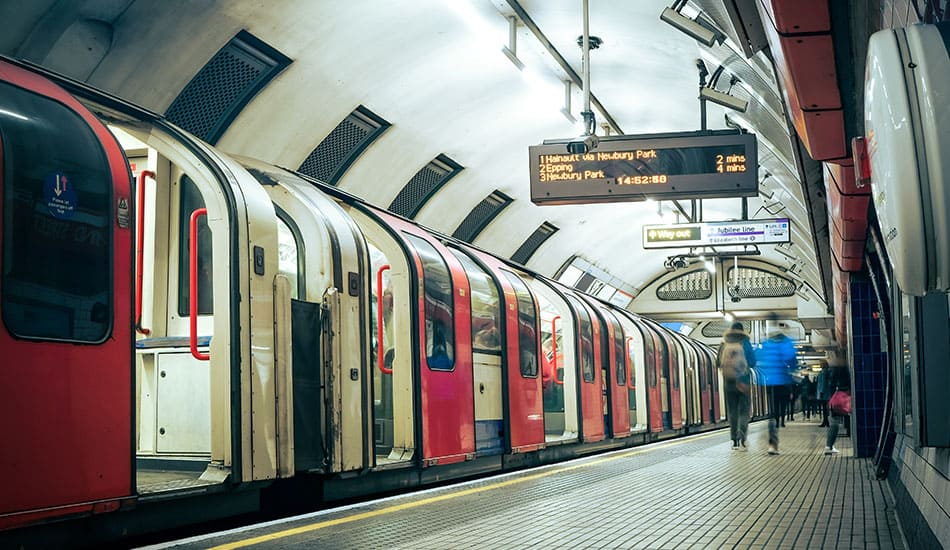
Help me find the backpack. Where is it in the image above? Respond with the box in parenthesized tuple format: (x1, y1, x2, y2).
(721, 340, 748, 381)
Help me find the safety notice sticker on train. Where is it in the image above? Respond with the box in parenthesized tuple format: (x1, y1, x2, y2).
(44, 172, 78, 220)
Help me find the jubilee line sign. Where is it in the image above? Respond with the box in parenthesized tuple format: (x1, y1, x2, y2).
(643, 218, 791, 249)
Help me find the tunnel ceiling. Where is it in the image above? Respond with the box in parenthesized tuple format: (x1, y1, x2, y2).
(0, 0, 832, 319)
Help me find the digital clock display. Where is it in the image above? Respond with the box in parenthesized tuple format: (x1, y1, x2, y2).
(530, 131, 757, 205)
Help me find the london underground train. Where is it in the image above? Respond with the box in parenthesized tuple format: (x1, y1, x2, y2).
(0, 57, 764, 544)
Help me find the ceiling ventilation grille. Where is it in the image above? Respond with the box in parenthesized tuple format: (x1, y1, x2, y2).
(165, 30, 291, 144)
(656, 270, 713, 301)
(701, 319, 752, 338)
(727, 267, 796, 298)
(388, 154, 463, 218)
(511, 222, 558, 265)
(451, 190, 512, 243)
(298, 106, 390, 185)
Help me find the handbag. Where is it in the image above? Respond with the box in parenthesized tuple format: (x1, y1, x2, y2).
(828, 390, 851, 416)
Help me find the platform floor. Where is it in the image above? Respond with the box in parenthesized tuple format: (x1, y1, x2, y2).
(153, 418, 906, 550)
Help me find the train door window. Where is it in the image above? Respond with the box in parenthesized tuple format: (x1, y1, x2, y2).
(177, 175, 213, 316)
(566, 295, 594, 383)
(664, 333, 679, 389)
(537, 294, 562, 387)
(403, 233, 454, 371)
(275, 211, 304, 300)
(501, 270, 539, 377)
(606, 311, 626, 386)
(1, 82, 112, 342)
(449, 250, 501, 354)
(638, 323, 657, 388)
(369, 243, 394, 373)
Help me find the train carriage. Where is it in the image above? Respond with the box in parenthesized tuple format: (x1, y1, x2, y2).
(0, 56, 288, 529)
(451, 246, 545, 454)
(239, 158, 374, 475)
(0, 57, 752, 544)
(345, 204, 479, 467)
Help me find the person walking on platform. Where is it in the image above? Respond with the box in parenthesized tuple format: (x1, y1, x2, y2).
(801, 374, 815, 420)
(824, 352, 851, 455)
(786, 380, 798, 423)
(717, 322, 756, 451)
(755, 316, 798, 455)
(816, 363, 831, 427)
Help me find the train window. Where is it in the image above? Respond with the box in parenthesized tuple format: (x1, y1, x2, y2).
(501, 271, 539, 378)
(1, 82, 112, 342)
(449, 250, 502, 354)
(369, 244, 394, 374)
(404, 233, 454, 371)
(667, 334, 680, 389)
(566, 295, 595, 383)
(638, 323, 657, 388)
(177, 175, 213, 316)
(606, 311, 626, 386)
(275, 212, 303, 299)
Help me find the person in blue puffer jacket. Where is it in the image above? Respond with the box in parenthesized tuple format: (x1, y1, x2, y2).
(755, 315, 798, 456)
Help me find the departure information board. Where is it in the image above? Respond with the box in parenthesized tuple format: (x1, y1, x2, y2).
(642, 218, 791, 249)
(530, 130, 757, 204)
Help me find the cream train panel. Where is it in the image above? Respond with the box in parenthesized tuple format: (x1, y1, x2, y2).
(527, 277, 579, 441)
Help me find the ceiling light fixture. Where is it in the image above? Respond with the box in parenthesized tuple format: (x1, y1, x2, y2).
(660, 1, 724, 47)
(700, 67, 748, 113)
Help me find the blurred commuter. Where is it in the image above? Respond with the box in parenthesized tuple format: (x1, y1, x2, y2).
(816, 363, 831, 427)
(755, 316, 798, 455)
(801, 374, 815, 419)
(824, 352, 851, 455)
(717, 322, 756, 451)
(786, 380, 798, 423)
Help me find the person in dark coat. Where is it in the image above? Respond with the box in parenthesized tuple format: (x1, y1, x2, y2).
(816, 363, 831, 427)
(716, 322, 756, 451)
(824, 351, 851, 454)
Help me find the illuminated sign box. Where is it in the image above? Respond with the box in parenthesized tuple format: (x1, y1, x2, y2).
(643, 218, 791, 249)
(529, 130, 757, 204)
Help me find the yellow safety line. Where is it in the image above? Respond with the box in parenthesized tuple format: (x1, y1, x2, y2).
(210, 430, 721, 549)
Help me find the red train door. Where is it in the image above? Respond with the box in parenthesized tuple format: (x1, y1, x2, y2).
(601, 308, 631, 437)
(402, 231, 475, 466)
(0, 61, 133, 529)
(496, 269, 545, 453)
(697, 344, 712, 424)
(660, 330, 684, 429)
(565, 294, 604, 442)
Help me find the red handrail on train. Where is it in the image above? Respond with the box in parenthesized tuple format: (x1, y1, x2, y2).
(551, 315, 563, 385)
(376, 264, 392, 374)
(135, 170, 155, 336)
(189, 208, 210, 361)
(626, 336, 636, 390)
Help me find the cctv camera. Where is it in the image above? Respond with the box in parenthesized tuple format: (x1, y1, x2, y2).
(700, 87, 749, 112)
(660, 7, 717, 47)
(566, 134, 599, 154)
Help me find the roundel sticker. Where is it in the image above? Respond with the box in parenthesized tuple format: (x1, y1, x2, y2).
(43, 172, 78, 219)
